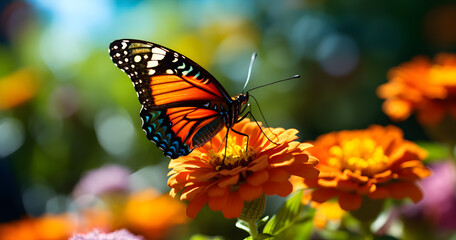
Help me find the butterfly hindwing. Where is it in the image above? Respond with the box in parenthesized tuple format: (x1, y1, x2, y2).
(110, 39, 235, 158)
(140, 108, 191, 158)
(140, 106, 223, 158)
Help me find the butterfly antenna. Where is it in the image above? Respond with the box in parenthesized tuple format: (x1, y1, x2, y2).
(242, 52, 258, 93)
(250, 95, 280, 144)
(245, 75, 300, 93)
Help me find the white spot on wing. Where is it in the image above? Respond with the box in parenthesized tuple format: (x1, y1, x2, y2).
(148, 69, 156, 75)
(166, 69, 173, 74)
(151, 54, 165, 61)
(152, 47, 166, 55)
(147, 61, 158, 68)
(134, 55, 142, 62)
(121, 42, 127, 49)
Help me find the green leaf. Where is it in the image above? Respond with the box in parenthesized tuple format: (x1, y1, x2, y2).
(189, 234, 225, 240)
(244, 234, 275, 240)
(257, 216, 270, 228)
(417, 141, 451, 161)
(263, 190, 304, 235)
(236, 219, 251, 234)
(256, 233, 275, 239)
(293, 220, 314, 240)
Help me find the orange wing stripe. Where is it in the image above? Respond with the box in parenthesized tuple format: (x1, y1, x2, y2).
(150, 75, 224, 106)
(165, 107, 220, 147)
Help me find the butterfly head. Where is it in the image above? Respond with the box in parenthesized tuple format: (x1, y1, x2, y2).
(234, 92, 249, 105)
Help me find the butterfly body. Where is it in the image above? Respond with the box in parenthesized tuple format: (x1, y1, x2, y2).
(109, 39, 249, 159)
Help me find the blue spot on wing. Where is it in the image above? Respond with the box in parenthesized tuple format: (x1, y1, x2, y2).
(140, 107, 192, 159)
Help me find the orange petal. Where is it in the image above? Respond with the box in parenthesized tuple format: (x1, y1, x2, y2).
(249, 154, 269, 172)
(336, 180, 359, 191)
(368, 186, 389, 199)
(268, 168, 290, 182)
(222, 192, 244, 219)
(338, 192, 362, 211)
(208, 193, 229, 211)
(263, 181, 293, 197)
(311, 188, 339, 203)
(187, 195, 208, 218)
(386, 182, 424, 202)
(207, 185, 228, 197)
(356, 182, 375, 195)
(217, 175, 239, 188)
(270, 153, 294, 167)
(239, 183, 263, 201)
(246, 169, 269, 186)
(372, 170, 394, 183)
(287, 164, 319, 179)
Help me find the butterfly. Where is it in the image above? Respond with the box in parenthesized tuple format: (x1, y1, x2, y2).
(109, 39, 250, 159)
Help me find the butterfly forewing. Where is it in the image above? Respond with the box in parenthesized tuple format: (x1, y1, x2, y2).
(109, 39, 235, 158)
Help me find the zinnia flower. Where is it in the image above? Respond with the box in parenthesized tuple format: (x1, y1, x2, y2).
(123, 189, 188, 240)
(70, 229, 144, 240)
(377, 53, 456, 126)
(168, 119, 319, 219)
(296, 125, 431, 211)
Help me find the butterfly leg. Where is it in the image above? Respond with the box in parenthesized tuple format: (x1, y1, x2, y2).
(230, 127, 250, 154)
(242, 111, 280, 146)
(216, 128, 230, 166)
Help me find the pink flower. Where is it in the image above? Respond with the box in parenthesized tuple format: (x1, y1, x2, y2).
(73, 164, 131, 197)
(70, 229, 143, 240)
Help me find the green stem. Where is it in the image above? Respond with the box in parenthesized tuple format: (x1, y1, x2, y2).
(449, 142, 456, 161)
(247, 220, 259, 239)
(360, 220, 373, 240)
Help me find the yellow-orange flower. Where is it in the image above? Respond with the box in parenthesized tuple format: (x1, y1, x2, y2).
(0, 68, 39, 110)
(123, 189, 189, 240)
(296, 125, 431, 211)
(168, 119, 319, 219)
(377, 53, 456, 125)
(0, 214, 75, 240)
(313, 201, 345, 229)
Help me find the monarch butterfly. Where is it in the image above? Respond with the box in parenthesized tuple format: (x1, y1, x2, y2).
(109, 39, 296, 159)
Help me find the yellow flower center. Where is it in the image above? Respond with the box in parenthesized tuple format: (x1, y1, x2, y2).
(328, 138, 390, 176)
(204, 136, 256, 170)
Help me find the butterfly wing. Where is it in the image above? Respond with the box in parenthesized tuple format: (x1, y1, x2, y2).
(109, 39, 231, 158)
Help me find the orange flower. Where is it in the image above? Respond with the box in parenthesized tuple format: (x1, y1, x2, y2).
(377, 53, 456, 125)
(313, 201, 345, 229)
(0, 68, 39, 110)
(0, 214, 75, 240)
(296, 125, 431, 211)
(168, 119, 319, 219)
(123, 189, 189, 240)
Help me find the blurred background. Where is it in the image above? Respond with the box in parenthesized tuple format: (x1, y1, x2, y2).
(1, 0, 455, 239)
